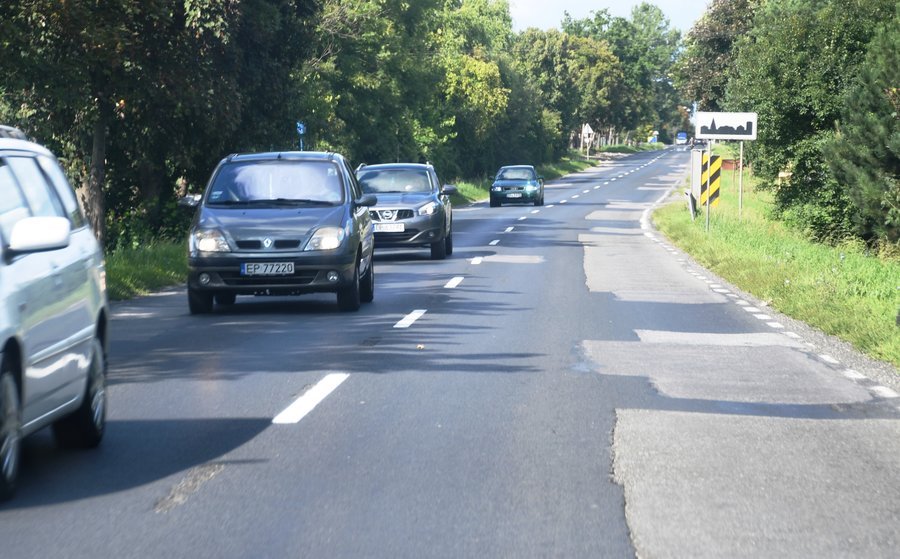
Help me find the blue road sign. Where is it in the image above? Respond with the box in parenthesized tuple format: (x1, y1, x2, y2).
(296, 122, 306, 135)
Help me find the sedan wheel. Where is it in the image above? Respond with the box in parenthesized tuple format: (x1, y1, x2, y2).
(444, 226, 453, 256)
(0, 369, 21, 501)
(52, 338, 106, 449)
(215, 293, 236, 306)
(360, 259, 374, 303)
(337, 260, 362, 312)
(188, 286, 214, 314)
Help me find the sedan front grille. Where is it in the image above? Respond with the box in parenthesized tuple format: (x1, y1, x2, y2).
(371, 209, 415, 221)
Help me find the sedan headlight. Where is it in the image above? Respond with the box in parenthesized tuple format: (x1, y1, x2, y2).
(491, 185, 501, 192)
(524, 183, 538, 191)
(418, 201, 439, 216)
(191, 228, 231, 252)
(305, 226, 346, 251)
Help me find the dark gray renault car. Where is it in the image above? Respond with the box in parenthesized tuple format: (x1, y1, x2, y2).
(179, 151, 376, 313)
(355, 163, 456, 260)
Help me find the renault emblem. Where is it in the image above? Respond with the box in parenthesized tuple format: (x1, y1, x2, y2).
(263, 237, 274, 248)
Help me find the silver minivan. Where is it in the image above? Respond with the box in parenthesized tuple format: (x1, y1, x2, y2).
(0, 128, 109, 500)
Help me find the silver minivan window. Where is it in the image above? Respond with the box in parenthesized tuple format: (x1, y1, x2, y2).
(0, 162, 30, 241)
(6, 156, 66, 218)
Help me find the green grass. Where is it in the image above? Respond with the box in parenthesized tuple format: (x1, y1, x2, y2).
(105, 241, 188, 301)
(653, 165, 900, 369)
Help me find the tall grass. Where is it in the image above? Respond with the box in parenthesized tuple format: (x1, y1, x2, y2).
(105, 241, 188, 301)
(653, 158, 900, 368)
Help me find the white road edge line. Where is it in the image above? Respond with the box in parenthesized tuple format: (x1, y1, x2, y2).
(444, 276, 464, 289)
(871, 386, 900, 399)
(273, 373, 350, 424)
(394, 309, 427, 329)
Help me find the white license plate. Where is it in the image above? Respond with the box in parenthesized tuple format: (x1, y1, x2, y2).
(241, 262, 294, 275)
(374, 223, 405, 233)
(506, 193, 522, 198)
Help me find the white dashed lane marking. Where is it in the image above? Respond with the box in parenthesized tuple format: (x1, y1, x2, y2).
(489, 239, 500, 246)
(444, 277, 464, 289)
(273, 373, 350, 424)
(504, 226, 514, 233)
(471, 257, 483, 265)
(394, 309, 427, 329)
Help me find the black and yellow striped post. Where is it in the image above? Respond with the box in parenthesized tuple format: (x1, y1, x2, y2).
(698, 153, 721, 208)
(699, 151, 721, 233)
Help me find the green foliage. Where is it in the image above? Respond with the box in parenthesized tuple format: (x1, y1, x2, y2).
(825, 12, 900, 243)
(2, 0, 689, 251)
(726, 0, 896, 242)
(674, 0, 760, 111)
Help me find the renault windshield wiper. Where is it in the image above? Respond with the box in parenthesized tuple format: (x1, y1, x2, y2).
(245, 198, 335, 206)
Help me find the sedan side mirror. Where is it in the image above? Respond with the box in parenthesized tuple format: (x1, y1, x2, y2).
(178, 194, 202, 208)
(355, 193, 378, 207)
(441, 184, 458, 196)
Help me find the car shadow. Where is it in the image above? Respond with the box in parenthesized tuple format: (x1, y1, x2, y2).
(1, 417, 270, 509)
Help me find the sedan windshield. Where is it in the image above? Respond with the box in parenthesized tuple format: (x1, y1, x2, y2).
(497, 168, 535, 181)
(206, 160, 344, 205)
(358, 168, 432, 193)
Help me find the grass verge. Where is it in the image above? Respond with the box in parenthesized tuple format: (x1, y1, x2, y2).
(106, 241, 188, 301)
(652, 162, 900, 369)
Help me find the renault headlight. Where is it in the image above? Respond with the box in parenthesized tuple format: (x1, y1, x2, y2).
(305, 226, 345, 251)
(191, 229, 230, 253)
(418, 201, 439, 216)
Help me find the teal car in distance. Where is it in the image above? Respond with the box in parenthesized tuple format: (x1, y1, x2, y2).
(490, 165, 544, 207)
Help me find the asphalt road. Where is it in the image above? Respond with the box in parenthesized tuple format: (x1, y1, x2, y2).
(2, 148, 898, 558)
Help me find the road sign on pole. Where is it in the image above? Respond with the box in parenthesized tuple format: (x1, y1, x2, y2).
(695, 112, 757, 141)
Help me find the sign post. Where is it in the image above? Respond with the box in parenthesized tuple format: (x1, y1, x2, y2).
(694, 111, 758, 228)
(296, 121, 306, 151)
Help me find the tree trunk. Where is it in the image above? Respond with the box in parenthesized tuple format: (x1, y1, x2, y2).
(84, 104, 110, 247)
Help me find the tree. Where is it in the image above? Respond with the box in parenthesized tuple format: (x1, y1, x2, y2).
(825, 11, 900, 243)
(726, 0, 896, 241)
(674, 0, 760, 111)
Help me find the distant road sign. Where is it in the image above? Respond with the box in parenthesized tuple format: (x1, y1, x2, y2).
(296, 121, 306, 135)
(695, 112, 757, 141)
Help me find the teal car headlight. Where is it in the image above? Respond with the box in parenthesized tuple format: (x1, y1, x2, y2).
(418, 201, 439, 216)
(191, 228, 231, 253)
(305, 226, 346, 251)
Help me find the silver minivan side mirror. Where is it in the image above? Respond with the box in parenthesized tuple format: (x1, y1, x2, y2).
(7, 216, 71, 254)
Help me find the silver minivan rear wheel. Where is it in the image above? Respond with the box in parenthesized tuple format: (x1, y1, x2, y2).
(0, 368, 21, 501)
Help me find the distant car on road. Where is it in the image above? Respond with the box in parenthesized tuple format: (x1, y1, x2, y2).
(490, 165, 544, 207)
(179, 151, 376, 313)
(0, 127, 109, 500)
(691, 138, 708, 150)
(355, 162, 456, 260)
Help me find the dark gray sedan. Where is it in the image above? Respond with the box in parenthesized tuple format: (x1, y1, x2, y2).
(356, 163, 456, 260)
